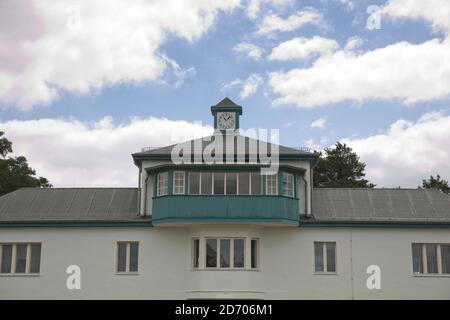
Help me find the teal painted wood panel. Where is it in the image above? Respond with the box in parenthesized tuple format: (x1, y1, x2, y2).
(152, 195, 299, 225)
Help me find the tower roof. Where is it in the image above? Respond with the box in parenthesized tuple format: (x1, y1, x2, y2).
(215, 97, 238, 107)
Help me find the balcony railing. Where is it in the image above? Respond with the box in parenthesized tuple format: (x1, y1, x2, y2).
(152, 195, 299, 225)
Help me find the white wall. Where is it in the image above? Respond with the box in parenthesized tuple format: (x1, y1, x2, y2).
(2, 225, 448, 299)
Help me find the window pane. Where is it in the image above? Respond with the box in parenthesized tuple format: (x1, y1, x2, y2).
(193, 239, 200, 269)
(238, 172, 250, 195)
(441, 245, 450, 274)
(117, 243, 127, 272)
(226, 173, 237, 195)
(412, 244, 423, 274)
(251, 239, 258, 269)
(220, 239, 230, 268)
(251, 172, 262, 195)
(314, 242, 324, 272)
(129, 242, 139, 272)
(283, 173, 294, 197)
(326, 243, 336, 272)
(206, 239, 217, 268)
(15, 244, 27, 273)
(426, 244, 438, 274)
(233, 239, 244, 268)
(201, 172, 213, 195)
(214, 173, 225, 195)
(266, 174, 277, 195)
(1, 245, 12, 273)
(189, 172, 200, 194)
(157, 172, 168, 196)
(173, 171, 185, 194)
(30, 244, 41, 274)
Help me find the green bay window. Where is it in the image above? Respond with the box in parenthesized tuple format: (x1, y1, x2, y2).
(187, 172, 263, 196)
(282, 173, 294, 197)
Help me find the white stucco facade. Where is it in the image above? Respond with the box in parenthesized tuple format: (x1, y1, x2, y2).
(1, 225, 449, 299)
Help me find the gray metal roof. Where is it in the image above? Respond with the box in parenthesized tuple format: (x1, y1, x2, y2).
(0, 187, 449, 225)
(0, 188, 142, 224)
(309, 188, 450, 224)
(133, 135, 315, 158)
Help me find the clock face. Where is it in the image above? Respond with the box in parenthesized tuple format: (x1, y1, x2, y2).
(217, 112, 235, 130)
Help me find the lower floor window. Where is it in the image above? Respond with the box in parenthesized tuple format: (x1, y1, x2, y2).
(194, 237, 259, 270)
(412, 243, 450, 275)
(117, 242, 139, 273)
(314, 242, 336, 273)
(0, 243, 41, 274)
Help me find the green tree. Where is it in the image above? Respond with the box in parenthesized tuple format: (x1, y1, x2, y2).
(421, 175, 449, 194)
(313, 142, 375, 188)
(0, 131, 51, 196)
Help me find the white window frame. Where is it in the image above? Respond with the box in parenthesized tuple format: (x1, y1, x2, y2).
(266, 174, 278, 195)
(204, 237, 246, 270)
(412, 243, 450, 275)
(173, 171, 185, 195)
(192, 238, 200, 269)
(282, 173, 294, 197)
(157, 172, 168, 197)
(314, 241, 337, 274)
(116, 241, 139, 274)
(0, 243, 41, 275)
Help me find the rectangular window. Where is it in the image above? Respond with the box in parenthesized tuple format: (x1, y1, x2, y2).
(426, 244, 438, 274)
(251, 239, 259, 269)
(173, 171, 185, 195)
(189, 172, 200, 195)
(412, 243, 450, 275)
(214, 173, 225, 195)
(442, 245, 450, 274)
(0, 243, 41, 275)
(117, 242, 139, 273)
(238, 172, 250, 195)
(202, 238, 248, 270)
(282, 173, 294, 197)
(193, 239, 200, 269)
(206, 239, 217, 268)
(220, 239, 231, 268)
(412, 243, 423, 274)
(251, 172, 262, 195)
(233, 239, 245, 268)
(201, 172, 213, 195)
(226, 172, 238, 195)
(314, 242, 336, 273)
(266, 174, 278, 195)
(157, 172, 168, 196)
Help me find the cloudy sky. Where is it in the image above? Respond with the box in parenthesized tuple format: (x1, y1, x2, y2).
(0, 0, 449, 188)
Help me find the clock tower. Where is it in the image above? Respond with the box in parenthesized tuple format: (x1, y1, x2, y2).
(211, 97, 242, 134)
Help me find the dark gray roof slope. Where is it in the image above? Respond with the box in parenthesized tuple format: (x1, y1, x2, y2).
(1, 187, 449, 225)
(0, 188, 142, 224)
(133, 135, 315, 158)
(309, 188, 450, 224)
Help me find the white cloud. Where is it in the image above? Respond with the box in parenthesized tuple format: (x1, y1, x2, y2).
(233, 42, 263, 60)
(246, 0, 292, 19)
(0, 117, 213, 187)
(257, 9, 323, 34)
(269, 36, 339, 60)
(344, 36, 363, 51)
(343, 112, 450, 187)
(269, 37, 450, 108)
(310, 117, 326, 129)
(221, 74, 263, 99)
(383, 0, 450, 34)
(269, 1, 450, 108)
(0, 0, 240, 110)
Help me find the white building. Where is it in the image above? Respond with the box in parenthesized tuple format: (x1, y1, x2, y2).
(0, 98, 449, 299)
